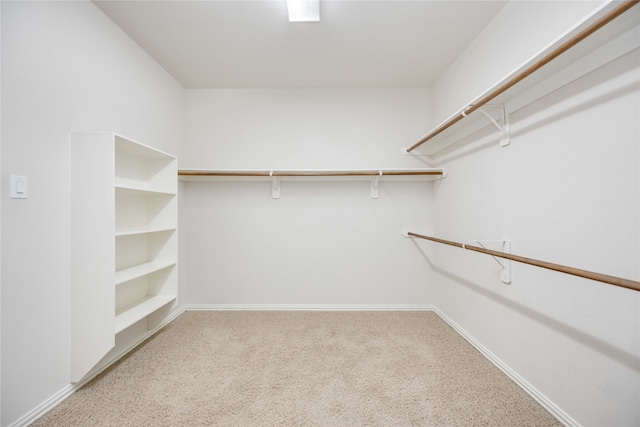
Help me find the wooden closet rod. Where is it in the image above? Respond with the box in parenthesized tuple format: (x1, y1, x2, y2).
(407, 232, 640, 292)
(406, 0, 638, 153)
(178, 170, 444, 177)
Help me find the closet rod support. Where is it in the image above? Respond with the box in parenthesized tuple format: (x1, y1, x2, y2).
(370, 170, 383, 199)
(270, 171, 280, 199)
(477, 104, 510, 147)
(466, 239, 512, 284)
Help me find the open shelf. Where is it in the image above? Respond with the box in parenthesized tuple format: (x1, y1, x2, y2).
(178, 168, 446, 199)
(115, 184, 176, 196)
(114, 295, 177, 334)
(114, 134, 175, 160)
(115, 260, 176, 286)
(115, 191, 176, 231)
(113, 135, 177, 339)
(115, 134, 177, 193)
(178, 168, 446, 181)
(115, 226, 177, 237)
(405, 1, 640, 156)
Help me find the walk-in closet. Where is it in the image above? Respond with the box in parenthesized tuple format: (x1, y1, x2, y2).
(2, 1, 639, 426)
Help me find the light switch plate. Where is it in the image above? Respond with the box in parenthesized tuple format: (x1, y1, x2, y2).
(10, 175, 28, 199)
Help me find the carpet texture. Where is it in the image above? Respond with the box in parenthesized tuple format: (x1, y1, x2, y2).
(33, 311, 560, 426)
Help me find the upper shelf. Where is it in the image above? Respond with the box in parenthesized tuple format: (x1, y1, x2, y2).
(178, 168, 446, 181)
(405, 0, 640, 156)
(114, 134, 176, 161)
(178, 169, 446, 199)
(115, 184, 176, 196)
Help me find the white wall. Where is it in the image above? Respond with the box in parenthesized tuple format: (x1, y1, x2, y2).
(183, 89, 433, 169)
(426, 1, 640, 426)
(0, 2, 183, 425)
(0, 3, 3, 424)
(182, 89, 436, 306)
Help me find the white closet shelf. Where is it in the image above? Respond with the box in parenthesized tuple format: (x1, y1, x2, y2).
(178, 168, 446, 182)
(115, 226, 177, 237)
(115, 295, 176, 334)
(114, 134, 176, 160)
(405, 0, 639, 156)
(179, 168, 445, 199)
(115, 184, 176, 196)
(115, 260, 177, 286)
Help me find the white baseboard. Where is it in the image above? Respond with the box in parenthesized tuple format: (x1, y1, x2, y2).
(184, 303, 435, 311)
(431, 307, 578, 427)
(10, 306, 187, 427)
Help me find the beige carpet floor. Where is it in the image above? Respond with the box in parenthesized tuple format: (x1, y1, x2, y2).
(34, 311, 560, 426)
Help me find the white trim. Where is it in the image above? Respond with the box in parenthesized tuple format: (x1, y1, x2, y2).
(11, 306, 187, 427)
(184, 304, 435, 311)
(81, 306, 186, 382)
(7, 384, 76, 427)
(431, 307, 578, 427)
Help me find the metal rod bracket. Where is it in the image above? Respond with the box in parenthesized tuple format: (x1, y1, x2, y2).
(467, 239, 511, 284)
(500, 240, 512, 284)
(270, 171, 280, 199)
(477, 104, 510, 147)
(370, 170, 382, 198)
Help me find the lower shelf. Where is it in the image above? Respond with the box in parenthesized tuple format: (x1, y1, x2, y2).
(115, 260, 176, 286)
(115, 295, 176, 334)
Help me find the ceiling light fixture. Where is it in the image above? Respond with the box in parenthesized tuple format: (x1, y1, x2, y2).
(286, 0, 319, 22)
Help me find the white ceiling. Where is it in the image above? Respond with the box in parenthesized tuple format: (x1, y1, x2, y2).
(94, 0, 507, 89)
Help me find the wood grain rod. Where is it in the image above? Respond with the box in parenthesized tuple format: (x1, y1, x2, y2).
(178, 170, 443, 177)
(178, 171, 272, 177)
(407, 232, 640, 292)
(406, 0, 639, 152)
(274, 171, 380, 177)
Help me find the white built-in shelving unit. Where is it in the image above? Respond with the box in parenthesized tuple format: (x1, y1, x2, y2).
(71, 133, 177, 382)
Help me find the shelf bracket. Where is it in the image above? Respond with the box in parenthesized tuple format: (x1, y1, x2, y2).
(270, 171, 280, 199)
(466, 239, 512, 284)
(370, 170, 382, 199)
(477, 104, 510, 147)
